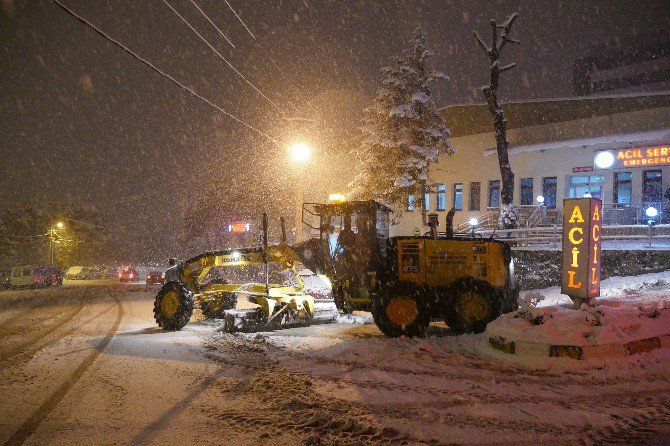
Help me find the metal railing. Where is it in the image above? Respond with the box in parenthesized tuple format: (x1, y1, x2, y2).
(602, 202, 668, 225)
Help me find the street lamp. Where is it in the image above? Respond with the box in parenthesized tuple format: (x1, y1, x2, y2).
(646, 206, 658, 248)
(290, 142, 311, 242)
(49, 222, 65, 264)
(468, 217, 478, 237)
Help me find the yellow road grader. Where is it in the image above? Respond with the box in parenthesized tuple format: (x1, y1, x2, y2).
(153, 215, 338, 332)
(296, 199, 519, 337)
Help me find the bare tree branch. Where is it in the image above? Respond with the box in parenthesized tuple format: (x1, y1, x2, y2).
(473, 31, 491, 55)
(499, 63, 517, 73)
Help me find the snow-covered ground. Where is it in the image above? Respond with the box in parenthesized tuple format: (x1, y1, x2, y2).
(488, 271, 670, 348)
(1, 275, 669, 445)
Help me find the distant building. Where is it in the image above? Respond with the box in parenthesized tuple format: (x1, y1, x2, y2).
(392, 92, 670, 235)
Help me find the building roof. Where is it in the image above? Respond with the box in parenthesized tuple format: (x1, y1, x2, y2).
(442, 91, 670, 138)
(483, 128, 670, 157)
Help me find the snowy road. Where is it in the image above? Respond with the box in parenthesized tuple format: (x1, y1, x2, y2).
(0, 285, 668, 445)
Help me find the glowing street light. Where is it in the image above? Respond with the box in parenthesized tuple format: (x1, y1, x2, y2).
(645, 206, 658, 218)
(536, 195, 545, 204)
(56, 222, 64, 229)
(290, 142, 311, 163)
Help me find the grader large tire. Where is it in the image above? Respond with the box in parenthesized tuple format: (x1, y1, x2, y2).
(372, 282, 431, 338)
(444, 277, 500, 334)
(200, 292, 237, 319)
(154, 281, 194, 330)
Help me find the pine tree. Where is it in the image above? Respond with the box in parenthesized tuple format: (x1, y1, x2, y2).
(350, 27, 452, 219)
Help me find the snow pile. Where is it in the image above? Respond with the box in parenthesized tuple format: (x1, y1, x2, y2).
(336, 312, 374, 324)
(490, 270, 670, 346)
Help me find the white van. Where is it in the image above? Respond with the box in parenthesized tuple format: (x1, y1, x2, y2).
(65, 266, 84, 280)
(10, 266, 45, 289)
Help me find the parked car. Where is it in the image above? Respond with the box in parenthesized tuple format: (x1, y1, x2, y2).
(0, 269, 11, 289)
(65, 266, 85, 280)
(145, 271, 165, 285)
(10, 266, 46, 289)
(118, 267, 139, 282)
(41, 265, 63, 286)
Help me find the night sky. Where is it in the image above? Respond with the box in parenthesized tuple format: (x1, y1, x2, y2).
(2, 0, 669, 260)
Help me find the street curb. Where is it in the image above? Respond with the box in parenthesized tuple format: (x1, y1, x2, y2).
(487, 334, 668, 360)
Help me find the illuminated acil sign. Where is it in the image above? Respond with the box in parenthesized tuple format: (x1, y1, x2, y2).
(594, 146, 670, 169)
(228, 221, 250, 233)
(561, 198, 602, 300)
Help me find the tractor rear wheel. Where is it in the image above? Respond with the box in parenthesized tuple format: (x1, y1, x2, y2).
(444, 277, 500, 334)
(154, 281, 194, 330)
(372, 282, 431, 338)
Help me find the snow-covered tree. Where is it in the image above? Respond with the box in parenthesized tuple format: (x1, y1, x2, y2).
(474, 13, 521, 229)
(350, 27, 452, 219)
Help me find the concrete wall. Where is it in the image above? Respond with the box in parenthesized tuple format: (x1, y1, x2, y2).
(392, 106, 670, 236)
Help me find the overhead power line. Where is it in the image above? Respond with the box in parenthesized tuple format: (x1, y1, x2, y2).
(161, 0, 287, 114)
(224, 0, 256, 39)
(51, 0, 279, 146)
(189, 0, 235, 48)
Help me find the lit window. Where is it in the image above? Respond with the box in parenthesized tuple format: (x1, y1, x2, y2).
(436, 184, 446, 211)
(407, 194, 414, 212)
(488, 180, 500, 208)
(453, 183, 463, 211)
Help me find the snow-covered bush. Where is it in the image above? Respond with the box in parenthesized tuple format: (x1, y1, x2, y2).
(580, 303, 604, 326)
(498, 203, 520, 229)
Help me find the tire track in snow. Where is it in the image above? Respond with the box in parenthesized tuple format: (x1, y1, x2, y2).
(2, 300, 124, 446)
(202, 340, 414, 445)
(581, 398, 670, 445)
(0, 303, 117, 373)
(209, 334, 670, 444)
(0, 307, 37, 329)
(0, 305, 76, 338)
(0, 304, 84, 360)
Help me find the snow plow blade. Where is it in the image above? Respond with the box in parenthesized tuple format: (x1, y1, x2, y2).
(220, 297, 339, 333)
(312, 299, 339, 322)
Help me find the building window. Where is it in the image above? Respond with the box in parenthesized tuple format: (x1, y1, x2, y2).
(469, 182, 481, 211)
(422, 186, 430, 212)
(642, 170, 662, 204)
(407, 194, 414, 212)
(614, 172, 632, 205)
(453, 183, 463, 211)
(436, 184, 446, 211)
(488, 180, 500, 208)
(568, 175, 604, 200)
(520, 178, 534, 205)
(542, 177, 557, 208)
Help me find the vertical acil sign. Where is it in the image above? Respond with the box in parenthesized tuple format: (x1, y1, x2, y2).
(561, 198, 602, 301)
